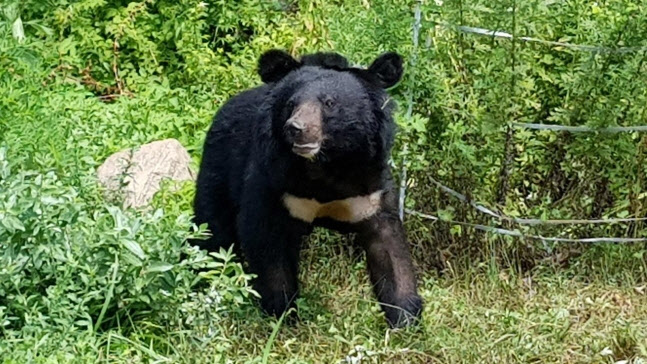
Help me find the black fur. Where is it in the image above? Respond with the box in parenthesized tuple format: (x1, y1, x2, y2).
(192, 49, 422, 328)
(257, 49, 301, 83)
(300, 52, 349, 69)
(259, 50, 350, 83)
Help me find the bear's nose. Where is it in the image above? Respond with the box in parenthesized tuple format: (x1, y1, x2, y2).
(284, 121, 304, 140)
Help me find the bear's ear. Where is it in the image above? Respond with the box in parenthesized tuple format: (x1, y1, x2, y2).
(258, 49, 301, 83)
(367, 52, 404, 89)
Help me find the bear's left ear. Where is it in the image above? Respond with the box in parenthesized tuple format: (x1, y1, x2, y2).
(367, 52, 404, 89)
(258, 49, 301, 83)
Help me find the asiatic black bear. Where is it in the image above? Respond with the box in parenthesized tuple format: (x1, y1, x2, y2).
(192, 49, 422, 328)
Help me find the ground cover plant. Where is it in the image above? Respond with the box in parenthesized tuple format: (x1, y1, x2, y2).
(1, 0, 646, 363)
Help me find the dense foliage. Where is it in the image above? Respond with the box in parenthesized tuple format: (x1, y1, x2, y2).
(1, 0, 646, 362)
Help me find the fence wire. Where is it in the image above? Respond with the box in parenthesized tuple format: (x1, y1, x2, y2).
(513, 122, 647, 133)
(428, 176, 647, 225)
(406, 209, 647, 243)
(431, 22, 647, 54)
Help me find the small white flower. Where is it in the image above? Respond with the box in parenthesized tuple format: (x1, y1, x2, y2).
(600, 347, 613, 356)
(434, 0, 443, 6)
(198, 2, 208, 9)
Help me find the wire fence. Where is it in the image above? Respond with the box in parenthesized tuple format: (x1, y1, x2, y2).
(512, 123, 647, 133)
(406, 209, 647, 243)
(426, 176, 647, 225)
(401, 3, 647, 244)
(433, 22, 647, 54)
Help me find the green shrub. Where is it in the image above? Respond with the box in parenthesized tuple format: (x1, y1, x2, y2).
(0, 146, 257, 361)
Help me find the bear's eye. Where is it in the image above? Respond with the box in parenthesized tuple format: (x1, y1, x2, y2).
(323, 98, 335, 108)
(285, 100, 295, 109)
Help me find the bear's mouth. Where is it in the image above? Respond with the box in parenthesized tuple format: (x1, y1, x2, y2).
(292, 143, 320, 158)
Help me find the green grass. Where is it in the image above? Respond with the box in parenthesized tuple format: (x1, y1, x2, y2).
(92, 235, 647, 363)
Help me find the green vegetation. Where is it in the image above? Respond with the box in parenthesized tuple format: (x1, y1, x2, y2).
(1, 0, 646, 362)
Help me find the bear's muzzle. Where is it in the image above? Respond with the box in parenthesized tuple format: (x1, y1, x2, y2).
(284, 101, 323, 158)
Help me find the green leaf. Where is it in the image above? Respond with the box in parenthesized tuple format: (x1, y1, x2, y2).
(11, 16, 24, 43)
(25, 20, 53, 36)
(123, 240, 146, 260)
(2, 214, 25, 232)
(146, 262, 174, 273)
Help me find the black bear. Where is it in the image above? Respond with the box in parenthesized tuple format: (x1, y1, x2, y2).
(192, 49, 422, 328)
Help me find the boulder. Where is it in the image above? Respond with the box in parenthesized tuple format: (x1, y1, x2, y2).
(97, 139, 195, 208)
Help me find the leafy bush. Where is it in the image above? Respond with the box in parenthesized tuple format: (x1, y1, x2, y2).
(0, 146, 257, 361)
(3, 0, 305, 99)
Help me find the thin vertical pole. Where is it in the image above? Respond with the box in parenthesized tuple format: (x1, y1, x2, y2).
(399, 0, 423, 221)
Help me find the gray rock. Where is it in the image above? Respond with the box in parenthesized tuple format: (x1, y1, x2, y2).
(97, 139, 195, 208)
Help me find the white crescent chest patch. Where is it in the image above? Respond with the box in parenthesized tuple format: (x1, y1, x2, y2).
(282, 190, 383, 223)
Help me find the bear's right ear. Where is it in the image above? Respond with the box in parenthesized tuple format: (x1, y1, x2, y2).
(367, 52, 404, 89)
(258, 49, 301, 83)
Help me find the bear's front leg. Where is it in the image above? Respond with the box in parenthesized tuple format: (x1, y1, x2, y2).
(248, 252, 300, 318)
(356, 211, 423, 328)
(237, 193, 311, 319)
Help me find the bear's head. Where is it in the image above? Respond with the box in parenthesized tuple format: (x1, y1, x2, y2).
(258, 49, 403, 162)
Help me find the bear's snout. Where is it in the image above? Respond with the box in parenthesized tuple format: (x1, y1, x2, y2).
(284, 101, 323, 158)
(284, 121, 304, 139)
